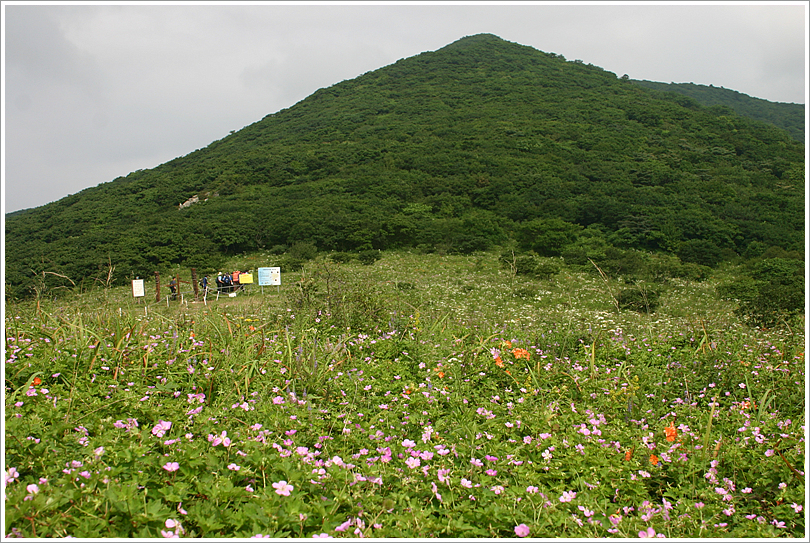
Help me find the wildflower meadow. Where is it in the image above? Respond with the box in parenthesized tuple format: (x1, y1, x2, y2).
(3, 252, 806, 538)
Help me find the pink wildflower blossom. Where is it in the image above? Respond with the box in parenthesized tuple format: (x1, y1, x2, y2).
(272, 480, 294, 496)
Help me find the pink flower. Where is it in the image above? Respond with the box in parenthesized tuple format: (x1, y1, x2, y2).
(405, 457, 420, 469)
(151, 420, 172, 438)
(162, 462, 180, 472)
(431, 482, 443, 502)
(26, 483, 40, 494)
(273, 480, 294, 496)
(334, 520, 352, 532)
(514, 524, 530, 538)
(559, 490, 576, 502)
(578, 505, 594, 517)
(5, 467, 19, 484)
(639, 527, 656, 538)
(227, 463, 241, 471)
(162, 519, 184, 538)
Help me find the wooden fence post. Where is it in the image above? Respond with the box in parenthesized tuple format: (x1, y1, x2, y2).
(191, 268, 199, 301)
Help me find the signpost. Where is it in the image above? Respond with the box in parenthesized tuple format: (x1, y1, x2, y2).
(132, 278, 145, 298)
(258, 267, 281, 294)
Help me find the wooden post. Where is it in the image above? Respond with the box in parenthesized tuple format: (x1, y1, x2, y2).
(154, 271, 161, 303)
(191, 268, 199, 301)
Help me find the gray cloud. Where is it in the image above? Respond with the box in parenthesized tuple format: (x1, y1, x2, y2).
(3, 3, 806, 213)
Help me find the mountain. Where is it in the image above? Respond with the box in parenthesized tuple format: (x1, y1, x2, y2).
(4, 34, 805, 299)
(632, 80, 804, 142)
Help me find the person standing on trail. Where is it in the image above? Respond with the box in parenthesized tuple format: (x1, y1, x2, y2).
(168, 278, 178, 300)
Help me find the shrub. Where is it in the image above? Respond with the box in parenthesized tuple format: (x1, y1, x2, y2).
(716, 276, 759, 305)
(357, 250, 382, 265)
(278, 255, 306, 272)
(328, 251, 355, 263)
(288, 241, 318, 261)
(678, 262, 710, 282)
(451, 235, 491, 255)
(676, 239, 723, 268)
(598, 247, 647, 277)
(645, 253, 683, 283)
(268, 244, 288, 255)
(533, 257, 562, 280)
(617, 285, 661, 313)
(512, 255, 539, 275)
(719, 258, 805, 326)
(516, 218, 581, 256)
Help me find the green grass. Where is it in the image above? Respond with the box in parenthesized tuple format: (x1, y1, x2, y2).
(4, 251, 805, 538)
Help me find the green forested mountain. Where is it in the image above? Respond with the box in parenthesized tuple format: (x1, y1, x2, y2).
(632, 80, 805, 142)
(5, 34, 805, 298)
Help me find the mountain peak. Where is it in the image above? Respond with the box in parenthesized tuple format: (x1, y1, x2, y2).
(438, 33, 522, 52)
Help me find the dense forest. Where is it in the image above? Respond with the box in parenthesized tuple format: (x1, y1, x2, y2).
(633, 80, 805, 142)
(4, 34, 805, 299)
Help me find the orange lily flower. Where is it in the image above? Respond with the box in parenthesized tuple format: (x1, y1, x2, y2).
(512, 348, 530, 360)
(664, 421, 677, 442)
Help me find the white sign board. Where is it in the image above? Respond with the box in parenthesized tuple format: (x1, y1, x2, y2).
(258, 267, 281, 286)
(132, 279, 145, 298)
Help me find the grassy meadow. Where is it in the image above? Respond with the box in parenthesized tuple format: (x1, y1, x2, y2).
(3, 251, 806, 538)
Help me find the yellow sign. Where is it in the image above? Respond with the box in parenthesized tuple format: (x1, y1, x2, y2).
(239, 273, 254, 284)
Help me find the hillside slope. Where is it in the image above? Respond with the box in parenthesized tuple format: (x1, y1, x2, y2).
(632, 80, 804, 142)
(5, 34, 805, 298)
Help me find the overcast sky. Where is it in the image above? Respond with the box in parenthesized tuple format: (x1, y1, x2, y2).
(2, 1, 807, 213)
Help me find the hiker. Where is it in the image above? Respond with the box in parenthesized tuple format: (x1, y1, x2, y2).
(215, 273, 224, 293)
(168, 278, 177, 300)
(200, 275, 209, 296)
